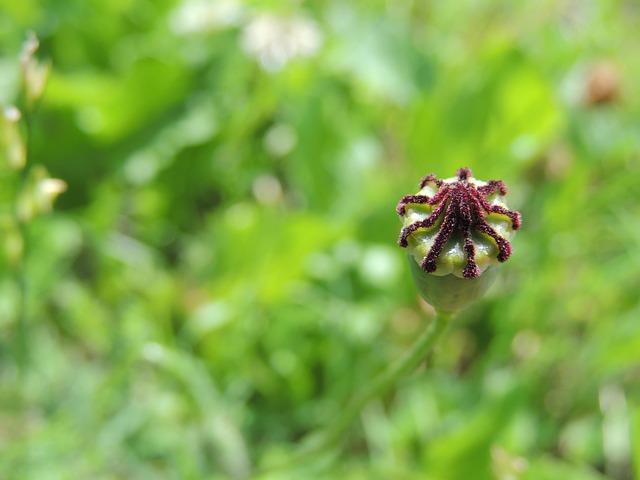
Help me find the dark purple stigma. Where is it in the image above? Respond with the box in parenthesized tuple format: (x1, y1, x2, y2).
(397, 168, 522, 279)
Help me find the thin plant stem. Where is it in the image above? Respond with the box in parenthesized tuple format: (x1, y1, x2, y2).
(253, 310, 454, 478)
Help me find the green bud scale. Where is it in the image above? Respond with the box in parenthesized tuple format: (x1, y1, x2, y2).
(397, 168, 521, 313)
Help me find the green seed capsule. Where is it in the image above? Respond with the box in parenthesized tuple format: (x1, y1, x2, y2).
(397, 168, 521, 313)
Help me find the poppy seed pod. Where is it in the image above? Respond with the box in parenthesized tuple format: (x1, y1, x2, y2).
(397, 168, 521, 313)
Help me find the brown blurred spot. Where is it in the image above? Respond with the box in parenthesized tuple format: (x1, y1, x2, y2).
(585, 61, 619, 106)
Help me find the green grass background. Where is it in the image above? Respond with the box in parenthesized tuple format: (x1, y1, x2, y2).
(1, 1, 640, 479)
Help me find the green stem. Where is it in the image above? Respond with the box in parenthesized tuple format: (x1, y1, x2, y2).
(254, 310, 453, 478)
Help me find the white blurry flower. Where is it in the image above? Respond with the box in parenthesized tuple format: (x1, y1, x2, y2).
(170, 0, 244, 35)
(241, 14, 323, 71)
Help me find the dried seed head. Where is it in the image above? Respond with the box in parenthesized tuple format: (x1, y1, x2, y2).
(397, 168, 521, 312)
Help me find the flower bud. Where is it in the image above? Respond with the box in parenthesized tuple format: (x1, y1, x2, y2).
(397, 168, 521, 313)
(20, 31, 51, 112)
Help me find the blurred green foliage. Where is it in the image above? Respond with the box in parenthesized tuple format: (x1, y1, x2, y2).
(1, 0, 640, 479)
